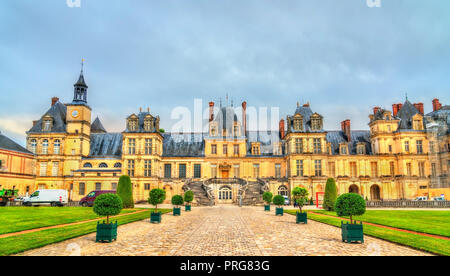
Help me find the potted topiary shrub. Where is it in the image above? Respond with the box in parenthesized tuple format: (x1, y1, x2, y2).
(148, 188, 166, 223)
(335, 193, 366, 244)
(292, 187, 309, 224)
(184, 190, 194, 212)
(262, 191, 273, 212)
(93, 193, 123, 243)
(273, 195, 285, 216)
(171, 195, 184, 216)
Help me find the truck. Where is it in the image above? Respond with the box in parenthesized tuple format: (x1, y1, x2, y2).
(23, 189, 68, 207)
(0, 189, 18, 206)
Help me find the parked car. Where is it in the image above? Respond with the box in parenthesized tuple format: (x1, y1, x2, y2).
(79, 190, 116, 207)
(283, 195, 290, 205)
(23, 190, 68, 207)
(432, 196, 445, 201)
(414, 196, 428, 201)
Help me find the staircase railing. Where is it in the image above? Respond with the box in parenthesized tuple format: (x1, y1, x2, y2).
(202, 179, 216, 206)
(182, 178, 194, 192)
(257, 178, 269, 194)
(237, 178, 249, 206)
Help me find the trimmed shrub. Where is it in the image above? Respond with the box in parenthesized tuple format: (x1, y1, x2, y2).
(93, 193, 123, 224)
(117, 175, 134, 209)
(148, 188, 166, 212)
(262, 191, 273, 205)
(273, 195, 285, 208)
(335, 193, 366, 224)
(323, 178, 338, 211)
(292, 187, 309, 213)
(184, 190, 194, 206)
(171, 195, 184, 207)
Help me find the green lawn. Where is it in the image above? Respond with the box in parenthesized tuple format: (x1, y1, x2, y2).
(0, 208, 172, 256)
(0, 207, 140, 235)
(312, 210, 450, 237)
(285, 210, 450, 256)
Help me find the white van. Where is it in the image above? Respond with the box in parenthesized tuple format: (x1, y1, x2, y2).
(23, 190, 68, 207)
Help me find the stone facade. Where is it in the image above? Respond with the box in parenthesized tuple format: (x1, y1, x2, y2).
(17, 69, 450, 204)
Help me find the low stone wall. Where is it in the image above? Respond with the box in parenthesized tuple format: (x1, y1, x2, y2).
(367, 200, 450, 208)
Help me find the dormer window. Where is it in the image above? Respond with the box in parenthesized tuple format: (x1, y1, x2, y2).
(144, 115, 153, 132)
(251, 143, 261, 155)
(293, 116, 303, 131)
(310, 114, 323, 131)
(340, 144, 348, 155)
(273, 142, 282, 155)
(42, 116, 53, 132)
(233, 124, 240, 136)
(357, 144, 365, 155)
(127, 116, 138, 132)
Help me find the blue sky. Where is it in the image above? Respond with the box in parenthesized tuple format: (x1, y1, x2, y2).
(1, 0, 449, 145)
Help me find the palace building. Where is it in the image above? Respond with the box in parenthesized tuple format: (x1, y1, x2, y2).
(16, 69, 450, 204)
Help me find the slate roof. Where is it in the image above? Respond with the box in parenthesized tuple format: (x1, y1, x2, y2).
(162, 133, 205, 157)
(396, 100, 421, 130)
(74, 72, 88, 88)
(212, 107, 242, 136)
(326, 130, 372, 155)
(246, 131, 284, 156)
(0, 133, 33, 155)
(28, 101, 67, 133)
(91, 117, 107, 133)
(125, 111, 160, 133)
(287, 105, 324, 133)
(88, 133, 123, 158)
(425, 105, 450, 136)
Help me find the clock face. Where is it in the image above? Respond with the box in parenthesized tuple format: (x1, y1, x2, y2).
(72, 110, 79, 118)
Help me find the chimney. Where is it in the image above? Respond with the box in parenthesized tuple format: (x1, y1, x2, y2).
(432, 98, 442, 112)
(413, 103, 424, 114)
(392, 103, 403, 117)
(51, 97, 59, 106)
(242, 101, 247, 134)
(33, 120, 39, 127)
(209, 102, 214, 122)
(373, 106, 381, 115)
(303, 102, 310, 108)
(279, 119, 285, 139)
(341, 119, 351, 142)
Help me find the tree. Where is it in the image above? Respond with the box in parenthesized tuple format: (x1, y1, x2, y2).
(335, 193, 366, 224)
(292, 187, 309, 213)
(117, 175, 134, 208)
(171, 195, 184, 208)
(93, 193, 123, 224)
(262, 191, 273, 205)
(323, 178, 338, 211)
(273, 195, 285, 208)
(148, 188, 166, 212)
(183, 190, 194, 206)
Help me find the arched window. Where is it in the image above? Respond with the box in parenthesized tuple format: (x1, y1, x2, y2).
(30, 139, 37, 154)
(278, 185, 289, 196)
(99, 163, 108, 168)
(349, 184, 359, 194)
(42, 139, 49, 154)
(114, 162, 122, 168)
(54, 140, 61, 154)
(219, 186, 232, 200)
(370, 185, 381, 201)
(83, 163, 93, 168)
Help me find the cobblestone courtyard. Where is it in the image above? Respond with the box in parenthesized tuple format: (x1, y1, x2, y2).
(19, 205, 430, 256)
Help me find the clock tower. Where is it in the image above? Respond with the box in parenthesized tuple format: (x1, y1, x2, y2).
(65, 64, 92, 158)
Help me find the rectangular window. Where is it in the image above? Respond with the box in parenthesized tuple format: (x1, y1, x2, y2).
(314, 160, 322, 176)
(144, 160, 152, 177)
(164, 164, 172, 178)
(416, 140, 423, 154)
(211, 144, 217, 154)
(79, 183, 85, 195)
(144, 183, 151, 190)
(295, 138, 303, 154)
(328, 162, 335, 177)
(388, 145, 392, 153)
(252, 145, 260, 155)
(350, 162, 357, 178)
(233, 165, 240, 178)
(405, 141, 410, 152)
(418, 162, 425, 177)
(128, 139, 136, 154)
(194, 164, 201, 178)
(253, 164, 260, 178)
(111, 183, 117, 190)
(223, 144, 228, 155)
(406, 163, 412, 176)
(234, 144, 239, 155)
(233, 125, 239, 136)
(371, 162, 378, 177)
(296, 160, 304, 177)
(211, 165, 217, 178)
(52, 162, 59, 177)
(390, 162, 395, 176)
(145, 139, 153, 155)
(313, 138, 322, 154)
(96, 183, 102, 190)
(431, 163, 436, 177)
(127, 160, 135, 177)
(275, 164, 281, 178)
(341, 146, 347, 155)
(40, 162, 47, 176)
(179, 164, 186, 178)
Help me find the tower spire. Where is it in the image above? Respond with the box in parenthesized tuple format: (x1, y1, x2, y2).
(72, 59, 88, 104)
